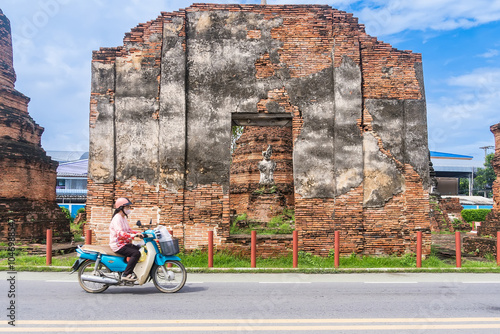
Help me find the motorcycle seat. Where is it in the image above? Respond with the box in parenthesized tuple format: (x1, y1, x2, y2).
(81, 245, 124, 257)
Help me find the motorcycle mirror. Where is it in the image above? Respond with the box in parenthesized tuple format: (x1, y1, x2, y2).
(136, 220, 142, 227)
(149, 218, 152, 226)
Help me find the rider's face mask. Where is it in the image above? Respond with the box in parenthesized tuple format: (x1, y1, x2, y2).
(124, 207, 132, 215)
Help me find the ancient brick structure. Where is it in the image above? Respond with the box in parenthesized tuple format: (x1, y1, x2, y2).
(430, 197, 470, 233)
(88, 4, 431, 256)
(479, 122, 500, 237)
(230, 126, 293, 221)
(0, 9, 69, 242)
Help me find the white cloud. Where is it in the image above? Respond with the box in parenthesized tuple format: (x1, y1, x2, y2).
(447, 67, 500, 90)
(356, 0, 500, 36)
(478, 49, 499, 58)
(427, 67, 500, 159)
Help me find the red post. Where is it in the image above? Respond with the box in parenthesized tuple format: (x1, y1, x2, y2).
(497, 231, 500, 266)
(293, 230, 298, 268)
(46, 229, 52, 266)
(208, 231, 214, 268)
(416, 231, 422, 268)
(251, 230, 256, 268)
(334, 231, 340, 268)
(455, 231, 461, 268)
(85, 229, 92, 245)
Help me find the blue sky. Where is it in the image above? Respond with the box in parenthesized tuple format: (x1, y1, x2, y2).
(1, 0, 499, 164)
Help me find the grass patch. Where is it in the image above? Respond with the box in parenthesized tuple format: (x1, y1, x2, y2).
(230, 209, 295, 235)
(183, 249, 251, 268)
(182, 250, 499, 269)
(1, 248, 498, 272)
(0, 254, 78, 267)
(70, 221, 85, 242)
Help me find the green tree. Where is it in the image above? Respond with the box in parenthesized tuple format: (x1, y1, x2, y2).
(459, 178, 469, 195)
(231, 125, 244, 154)
(474, 153, 496, 195)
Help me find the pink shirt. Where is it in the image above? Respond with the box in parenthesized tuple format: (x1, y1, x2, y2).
(109, 214, 137, 252)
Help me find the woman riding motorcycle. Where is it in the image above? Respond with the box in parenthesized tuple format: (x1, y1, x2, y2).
(109, 197, 141, 281)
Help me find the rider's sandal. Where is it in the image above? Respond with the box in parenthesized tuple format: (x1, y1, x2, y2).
(122, 273, 137, 282)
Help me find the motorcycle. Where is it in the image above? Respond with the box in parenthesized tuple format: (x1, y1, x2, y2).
(70, 222, 186, 293)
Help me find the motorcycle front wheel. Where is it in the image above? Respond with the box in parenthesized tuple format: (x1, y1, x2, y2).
(78, 260, 111, 293)
(151, 261, 187, 293)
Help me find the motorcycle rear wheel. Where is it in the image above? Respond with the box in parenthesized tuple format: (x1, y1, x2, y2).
(151, 261, 187, 293)
(78, 260, 111, 293)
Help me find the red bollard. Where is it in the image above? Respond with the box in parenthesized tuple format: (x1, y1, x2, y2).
(497, 231, 500, 266)
(455, 231, 461, 268)
(85, 229, 92, 245)
(334, 231, 340, 268)
(293, 230, 298, 268)
(251, 230, 256, 268)
(416, 231, 422, 268)
(208, 231, 214, 268)
(46, 229, 52, 266)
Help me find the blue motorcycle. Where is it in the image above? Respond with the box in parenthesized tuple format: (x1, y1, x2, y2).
(70, 223, 186, 293)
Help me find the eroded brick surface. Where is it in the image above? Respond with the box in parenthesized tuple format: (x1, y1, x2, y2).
(88, 4, 430, 256)
(0, 9, 69, 242)
(479, 123, 500, 237)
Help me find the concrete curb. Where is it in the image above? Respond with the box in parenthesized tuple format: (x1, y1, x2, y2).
(2, 266, 500, 274)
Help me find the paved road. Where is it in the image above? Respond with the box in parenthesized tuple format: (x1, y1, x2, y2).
(2, 272, 500, 333)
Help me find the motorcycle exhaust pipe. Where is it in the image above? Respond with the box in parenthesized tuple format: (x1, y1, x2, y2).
(80, 274, 119, 285)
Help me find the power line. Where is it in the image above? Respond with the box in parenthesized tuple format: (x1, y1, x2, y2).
(479, 145, 494, 159)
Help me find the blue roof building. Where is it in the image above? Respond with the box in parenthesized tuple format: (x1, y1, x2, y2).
(430, 150, 485, 197)
(50, 151, 89, 218)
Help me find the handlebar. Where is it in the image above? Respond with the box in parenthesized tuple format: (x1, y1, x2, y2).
(141, 231, 156, 239)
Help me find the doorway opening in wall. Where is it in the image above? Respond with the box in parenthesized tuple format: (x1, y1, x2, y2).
(229, 113, 295, 235)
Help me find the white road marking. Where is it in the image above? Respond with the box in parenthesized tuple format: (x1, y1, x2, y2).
(364, 282, 418, 284)
(259, 282, 311, 284)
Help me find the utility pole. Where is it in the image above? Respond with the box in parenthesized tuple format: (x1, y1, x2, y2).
(468, 172, 471, 196)
(479, 145, 494, 160)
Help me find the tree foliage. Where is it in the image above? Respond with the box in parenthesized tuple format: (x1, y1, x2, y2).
(474, 153, 496, 191)
(459, 153, 496, 196)
(60, 206, 73, 223)
(461, 209, 491, 222)
(231, 125, 244, 153)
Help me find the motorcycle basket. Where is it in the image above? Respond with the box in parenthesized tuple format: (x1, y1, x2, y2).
(158, 239, 180, 256)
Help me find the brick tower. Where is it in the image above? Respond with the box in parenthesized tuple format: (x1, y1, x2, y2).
(479, 122, 500, 236)
(230, 126, 294, 221)
(0, 9, 69, 242)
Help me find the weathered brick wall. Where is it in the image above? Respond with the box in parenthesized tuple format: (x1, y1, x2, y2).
(0, 9, 69, 242)
(430, 197, 455, 233)
(480, 123, 500, 237)
(88, 4, 430, 256)
(223, 235, 293, 259)
(463, 235, 497, 258)
(491, 123, 500, 213)
(0, 199, 70, 242)
(0, 9, 15, 90)
(0, 158, 57, 201)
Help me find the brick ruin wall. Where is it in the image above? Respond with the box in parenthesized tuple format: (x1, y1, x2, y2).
(88, 4, 431, 256)
(479, 122, 500, 237)
(0, 9, 69, 242)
